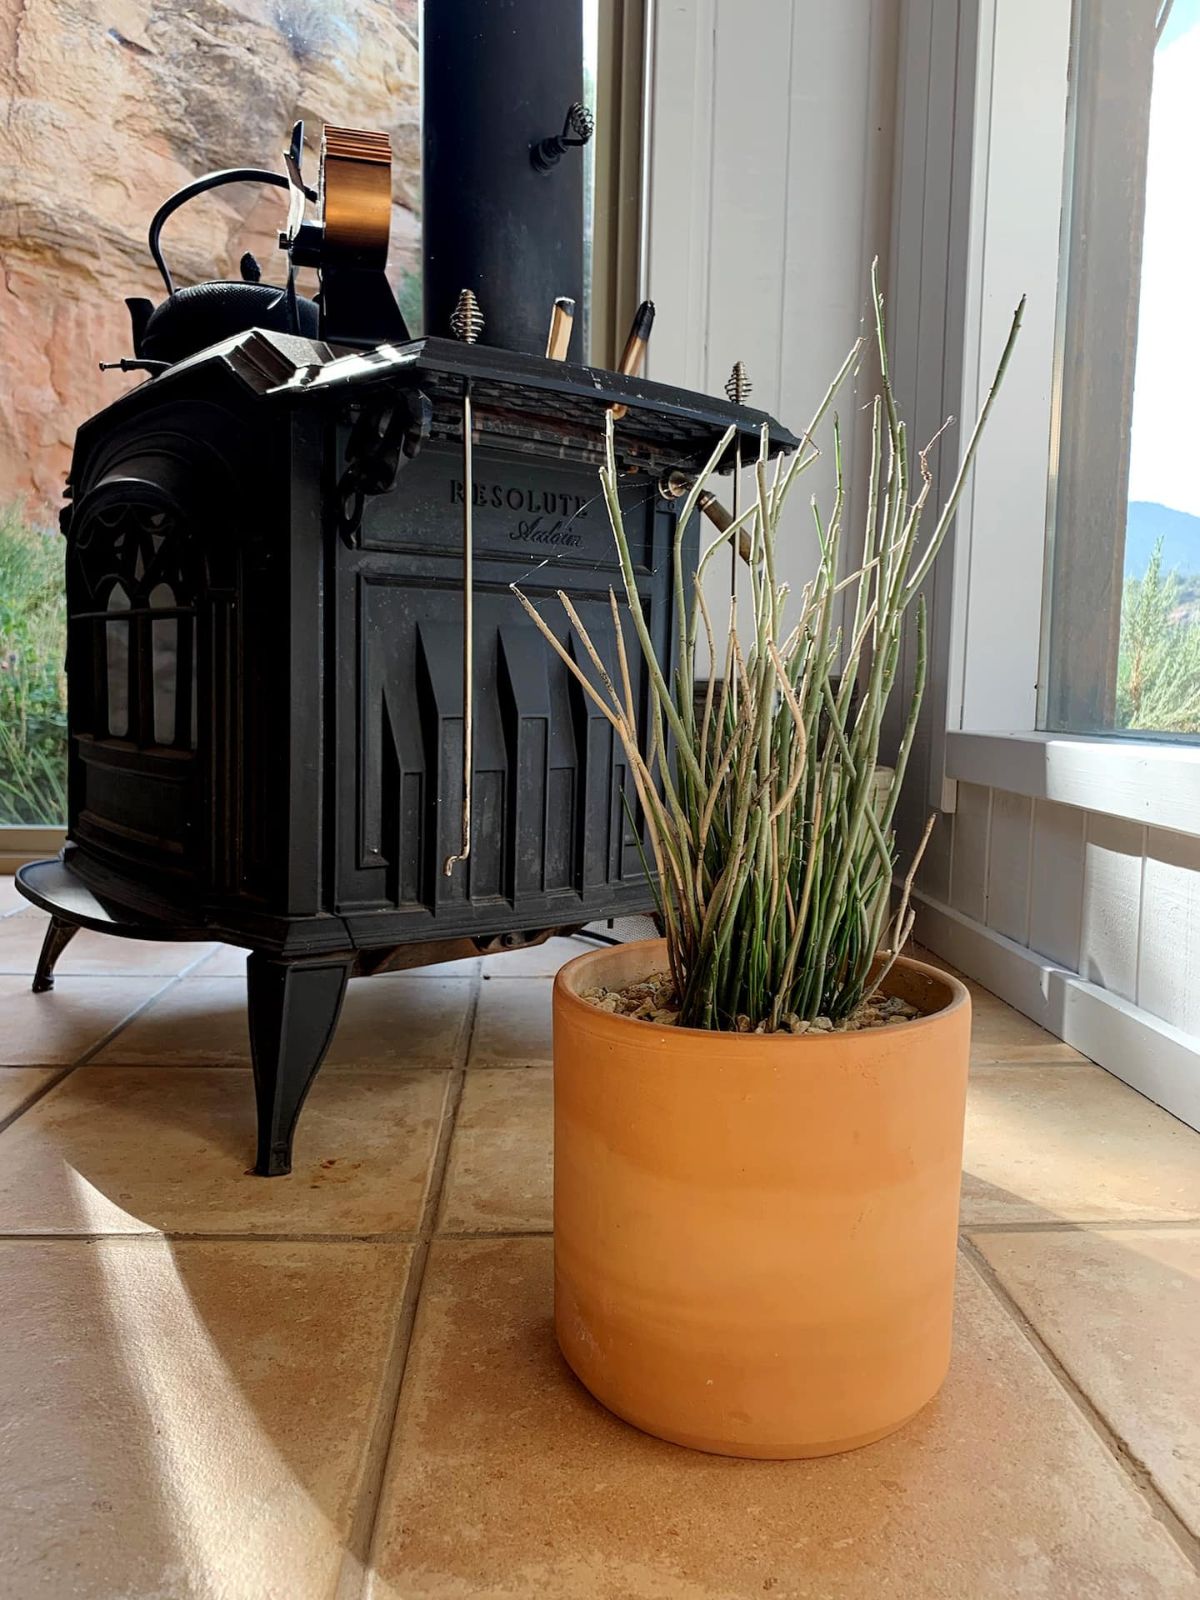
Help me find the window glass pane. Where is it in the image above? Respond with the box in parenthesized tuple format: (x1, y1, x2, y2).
(150, 583, 178, 748)
(1046, 0, 1200, 736)
(1121, 2, 1200, 734)
(0, 508, 67, 824)
(105, 584, 131, 742)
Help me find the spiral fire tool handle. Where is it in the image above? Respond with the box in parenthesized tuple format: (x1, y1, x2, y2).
(531, 102, 595, 174)
(725, 361, 753, 607)
(544, 296, 575, 360)
(444, 289, 484, 877)
(610, 299, 656, 420)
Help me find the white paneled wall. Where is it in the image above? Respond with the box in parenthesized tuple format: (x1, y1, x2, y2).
(643, 0, 898, 614)
(1027, 800, 1086, 969)
(1142, 831, 1200, 1039)
(936, 783, 1200, 1043)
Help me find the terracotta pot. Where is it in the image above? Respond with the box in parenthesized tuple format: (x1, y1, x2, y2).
(553, 939, 971, 1458)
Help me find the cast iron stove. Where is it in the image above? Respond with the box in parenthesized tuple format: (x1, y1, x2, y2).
(18, 4, 795, 1173)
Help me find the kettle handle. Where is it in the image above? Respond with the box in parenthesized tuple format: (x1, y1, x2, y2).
(148, 168, 289, 297)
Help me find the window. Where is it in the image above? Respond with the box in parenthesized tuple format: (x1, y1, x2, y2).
(1043, 0, 1200, 736)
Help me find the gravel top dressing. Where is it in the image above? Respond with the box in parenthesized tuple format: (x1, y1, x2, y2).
(581, 973, 920, 1034)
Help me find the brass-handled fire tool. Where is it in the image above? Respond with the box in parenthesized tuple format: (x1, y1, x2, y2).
(544, 296, 575, 360)
(610, 299, 656, 419)
(658, 471, 752, 564)
(444, 287, 484, 877)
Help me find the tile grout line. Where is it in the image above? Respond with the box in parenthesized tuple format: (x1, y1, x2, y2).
(0, 1218, 1190, 1245)
(0, 964, 199, 1137)
(334, 976, 480, 1600)
(959, 1235, 1200, 1575)
(0, 1065, 75, 1138)
(0, 1230, 420, 1245)
(0, 1222, 563, 1248)
(962, 1217, 1200, 1235)
(82, 1061, 471, 1074)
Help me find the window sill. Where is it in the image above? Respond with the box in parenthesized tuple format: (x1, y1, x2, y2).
(944, 730, 1200, 838)
(0, 825, 66, 876)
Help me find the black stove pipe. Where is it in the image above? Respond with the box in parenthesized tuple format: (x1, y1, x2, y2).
(422, 0, 586, 357)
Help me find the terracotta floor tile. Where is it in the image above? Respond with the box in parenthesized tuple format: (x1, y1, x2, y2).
(962, 1064, 1200, 1225)
(397, 955, 482, 977)
(89, 975, 252, 1065)
(439, 1067, 552, 1233)
(183, 942, 250, 977)
(968, 985, 1087, 1065)
(470, 977, 552, 1066)
(325, 976, 475, 1068)
(911, 946, 1088, 1066)
(0, 1066, 448, 1235)
(972, 1228, 1200, 1538)
(0, 1066, 62, 1123)
(194, 945, 482, 978)
(367, 1237, 1198, 1599)
(93, 973, 474, 1069)
(0, 875, 30, 915)
(0, 907, 215, 977)
(0, 1236, 410, 1600)
(479, 936, 592, 979)
(0, 974, 170, 1066)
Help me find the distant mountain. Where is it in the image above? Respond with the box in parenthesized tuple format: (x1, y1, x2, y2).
(1125, 502, 1200, 578)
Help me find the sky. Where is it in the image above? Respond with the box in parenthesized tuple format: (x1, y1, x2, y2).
(1125, 0, 1200, 516)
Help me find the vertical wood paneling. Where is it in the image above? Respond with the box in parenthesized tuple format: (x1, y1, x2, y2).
(703, 0, 796, 652)
(985, 789, 1031, 942)
(644, 0, 897, 669)
(1079, 812, 1144, 1001)
(1028, 798, 1086, 968)
(706, 0, 794, 412)
(642, 0, 718, 393)
(943, 786, 1200, 1047)
(920, 804, 955, 902)
(775, 0, 886, 595)
(948, 779, 990, 922)
(1139, 828, 1200, 1036)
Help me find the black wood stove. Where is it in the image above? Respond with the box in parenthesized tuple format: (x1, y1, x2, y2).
(18, 0, 795, 1173)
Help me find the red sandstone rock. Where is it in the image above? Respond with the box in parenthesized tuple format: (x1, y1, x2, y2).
(0, 0, 420, 517)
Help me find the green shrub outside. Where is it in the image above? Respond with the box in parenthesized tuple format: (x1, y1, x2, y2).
(0, 504, 67, 824)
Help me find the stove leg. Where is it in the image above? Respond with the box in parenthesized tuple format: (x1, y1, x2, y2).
(33, 916, 80, 993)
(247, 953, 353, 1178)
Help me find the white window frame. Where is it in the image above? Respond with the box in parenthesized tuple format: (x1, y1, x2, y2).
(910, 0, 1200, 839)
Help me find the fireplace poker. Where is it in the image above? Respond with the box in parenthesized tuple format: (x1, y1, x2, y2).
(545, 296, 575, 360)
(444, 288, 484, 877)
(610, 299, 656, 420)
(725, 361, 752, 604)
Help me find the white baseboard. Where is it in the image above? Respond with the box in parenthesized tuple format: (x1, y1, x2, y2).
(912, 890, 1200, 1134)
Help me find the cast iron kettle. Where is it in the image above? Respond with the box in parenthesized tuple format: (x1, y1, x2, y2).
(125, 165, 320, 367)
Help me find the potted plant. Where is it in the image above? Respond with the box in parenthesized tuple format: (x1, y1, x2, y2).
(514, 267, 1021, 1458)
